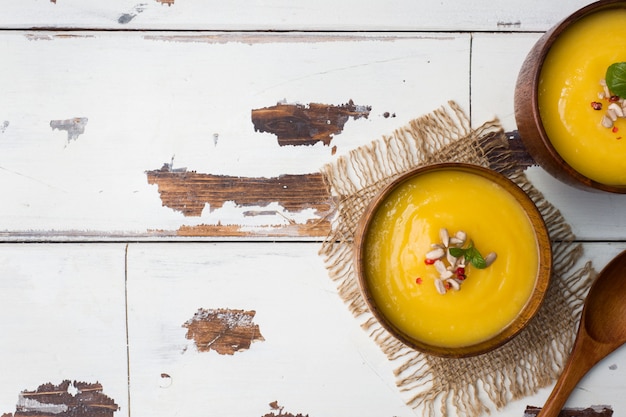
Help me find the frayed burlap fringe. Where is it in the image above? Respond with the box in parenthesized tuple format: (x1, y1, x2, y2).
(318, 101, 594, 417)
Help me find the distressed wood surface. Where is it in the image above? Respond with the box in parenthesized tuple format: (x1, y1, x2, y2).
(0, 31, 470, 240)
(2, 29, 626, 240)
(0, 242, 624, 417)
(0, 244, 128, 417)
(2, 2, 626, 417)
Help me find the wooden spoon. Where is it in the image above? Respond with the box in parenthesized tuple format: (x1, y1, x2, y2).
(537, 250, 626, 417)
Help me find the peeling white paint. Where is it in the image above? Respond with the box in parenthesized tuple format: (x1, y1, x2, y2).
(118, 3, 148, 25)
(181, 201, 323, 228)
(50, 117, 88, 143)
(18, 397, 69, 414)
(66, 381, 79, 396)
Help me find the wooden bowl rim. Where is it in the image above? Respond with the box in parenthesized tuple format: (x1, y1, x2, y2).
(354, 163, 553, 358)
(518, 0, 626, 193)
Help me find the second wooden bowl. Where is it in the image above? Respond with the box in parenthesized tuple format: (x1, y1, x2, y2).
(514, 0, 626, 193)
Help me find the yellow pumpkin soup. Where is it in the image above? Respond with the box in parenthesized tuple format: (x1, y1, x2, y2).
(538, 8, 626, 185)
(363, 168, 539, 348)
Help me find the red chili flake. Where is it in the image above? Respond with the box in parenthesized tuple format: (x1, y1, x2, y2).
(444, 282, 452, 290)
(424, 258, 436, 265)
(617, 137, 622, 140)
(613, 126, 619, 133)
(610, 95, 620, 102)
(591, 101, 603, 110)
(416, 277, 423, 285)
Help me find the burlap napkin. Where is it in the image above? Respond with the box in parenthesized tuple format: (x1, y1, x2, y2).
(319, 101, 594, 417)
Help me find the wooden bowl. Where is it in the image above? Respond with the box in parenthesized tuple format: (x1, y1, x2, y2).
(354, 163, 552, 358)
(515, 0, 626, 193)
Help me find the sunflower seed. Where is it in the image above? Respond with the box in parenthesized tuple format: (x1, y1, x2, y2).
(426, 247, 445, 260)
(446, 250, 458, 266)
(601, 115, 614, 128)
(484, 252, 497, 267)
(434, 260, 453, 278)
(446, 278, 460, 291)
(439, 228, 450, 247)
(434, 278, 447, 295)
(609, 103, 624, 118)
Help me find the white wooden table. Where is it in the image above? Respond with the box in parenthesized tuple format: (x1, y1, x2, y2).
(1, 1, 625, 416)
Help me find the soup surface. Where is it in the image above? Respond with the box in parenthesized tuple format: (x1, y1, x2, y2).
(363, 168, 539, 348)
(539, 9, 626, 185)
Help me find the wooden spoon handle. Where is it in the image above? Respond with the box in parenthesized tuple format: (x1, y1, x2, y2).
(537, 328, 613, 417)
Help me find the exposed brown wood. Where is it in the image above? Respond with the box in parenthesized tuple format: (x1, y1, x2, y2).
(263, 401, 309, 417)
(146, 168, 333, 217)
(8, 380, 118, 417)
(505, 130, 538, 168)
(176, 219, 331, 238)
(183, 308, 264, 355)
(251, 100, 371, 146)
(524, 406, 613, 417)
(480, 130, 536, 176)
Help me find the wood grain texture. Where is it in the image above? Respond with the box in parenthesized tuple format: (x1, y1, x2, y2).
(145, 170, 333, 237)
(251, 100, 371, 146)
(11, 380, 118, 417)
(175, 220, 331, 238)
(182, 308, 264, 355)
(524, 406, 613, 417)
(146, 171, 332, 217)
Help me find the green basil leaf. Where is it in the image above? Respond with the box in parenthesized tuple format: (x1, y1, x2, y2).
(606, 62, 626, 98)
(470, 253, 487, 269)
(449, 247, 465, 258)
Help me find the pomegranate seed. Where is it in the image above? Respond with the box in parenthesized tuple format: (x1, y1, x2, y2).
(416, 277, 423, 285)
(610, 95, 620, 102)
(424, 258, 436, 265)
(457, 274, 466, 281)
(613, 126, 619, 133)
(456, 267, 465, 276)
(591, 101, 603, 110)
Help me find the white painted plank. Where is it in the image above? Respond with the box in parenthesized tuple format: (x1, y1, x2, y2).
(126, 241, 626, 417)
(471, 33, 541, 131)
(0, 0, 593, 32)
(471, 33, 626, 242)
(0, 32, 470, 239)
(125, 242, 417, 417)
(0, 243, 128, 416)
(526, 166, 626, 241)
